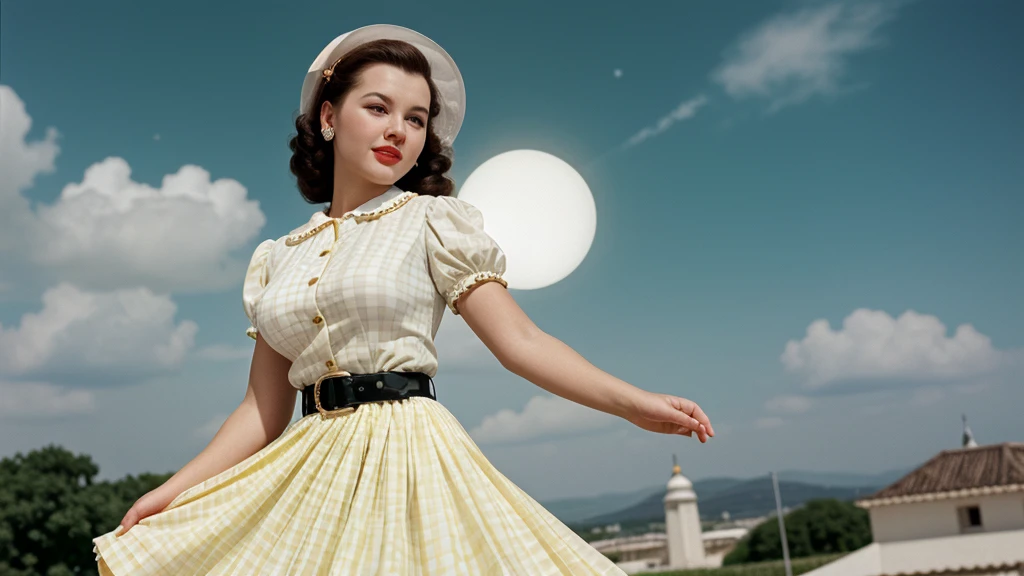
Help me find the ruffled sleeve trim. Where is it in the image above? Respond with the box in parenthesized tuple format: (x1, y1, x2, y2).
(243, 238, 276, 340)
(448, 271, 509, 315)
(424, 196, 508, 315)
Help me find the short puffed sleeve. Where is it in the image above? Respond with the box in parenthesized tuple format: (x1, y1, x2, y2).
(242, 238, 276, 340)
(424, 195, 508, 315)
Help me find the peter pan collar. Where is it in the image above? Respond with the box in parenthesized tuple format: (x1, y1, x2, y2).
(285, 186, 418, 246)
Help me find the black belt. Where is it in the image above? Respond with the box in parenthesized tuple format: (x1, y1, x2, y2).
(301, 371, 435, 419)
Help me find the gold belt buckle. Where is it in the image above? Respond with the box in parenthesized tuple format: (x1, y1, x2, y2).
(314, 370, 356, 420)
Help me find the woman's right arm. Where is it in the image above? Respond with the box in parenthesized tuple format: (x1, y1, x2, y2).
(117, 333, 295, 534)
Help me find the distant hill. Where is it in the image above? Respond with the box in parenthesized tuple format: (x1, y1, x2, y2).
(551, 477, 886, 527)
(695, 477, 881, 521)
(691, 476, 749, 499)
(540, 484, 663, 524)
(775, 467, 911, 489)
(539, 468, 915, 526)
(539, 469, 910, 526)
(540, 477, 748, 524)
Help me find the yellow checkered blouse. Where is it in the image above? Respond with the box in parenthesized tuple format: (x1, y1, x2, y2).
(243, 186, 508, 389)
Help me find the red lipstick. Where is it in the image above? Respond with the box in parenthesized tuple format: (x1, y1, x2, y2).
(372, 146, 402, 165)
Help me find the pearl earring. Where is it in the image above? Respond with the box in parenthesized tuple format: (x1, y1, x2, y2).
(321, 126, 334, 141)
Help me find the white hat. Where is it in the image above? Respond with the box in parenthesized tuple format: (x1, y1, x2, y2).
(299, 24, 466, 149)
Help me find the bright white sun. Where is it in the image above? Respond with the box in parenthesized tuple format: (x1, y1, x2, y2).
(458, 150, 596, 290)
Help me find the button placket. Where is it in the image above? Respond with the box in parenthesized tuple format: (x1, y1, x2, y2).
(286, 196, 416, 378)
(310, 218, 347, 371)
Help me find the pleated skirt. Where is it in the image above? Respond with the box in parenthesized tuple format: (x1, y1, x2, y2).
(91, 396, 627, 575)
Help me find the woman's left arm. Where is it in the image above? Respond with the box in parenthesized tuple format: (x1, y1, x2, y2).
(457, 282, 714, 443)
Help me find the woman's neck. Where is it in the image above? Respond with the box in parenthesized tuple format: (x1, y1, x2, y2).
(327, 169, 393, 218)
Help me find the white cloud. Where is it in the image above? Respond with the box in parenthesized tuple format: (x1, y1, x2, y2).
(0, 380, 96, 417)
(0, 85, 267, 294)
(781, 309, 1006, 388)
(0, 283, 197, 384)
(755, 417, 785, 429)
(0, 85, 60, 247)
(469, 394, 619, 445)
(623, 95, 708, 149)
(30, 157, 266, 292)
(712, 2, 895, 112)
(765, 395, 813, 414)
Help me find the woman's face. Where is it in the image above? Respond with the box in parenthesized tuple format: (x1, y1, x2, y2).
(322, 63, 431, 186)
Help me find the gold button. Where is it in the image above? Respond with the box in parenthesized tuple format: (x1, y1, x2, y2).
(308, 277, 319, 286)
(312, 315, 323, 325)
(325, 360, 335, 369)
(319, 249, 330, 257)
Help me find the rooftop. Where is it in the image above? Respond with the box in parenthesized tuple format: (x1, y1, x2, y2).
(858, 442, 1024, 507)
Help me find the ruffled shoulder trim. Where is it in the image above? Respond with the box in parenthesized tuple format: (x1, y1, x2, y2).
(424, 195, 508, 314)
(243, 238, 277, 340)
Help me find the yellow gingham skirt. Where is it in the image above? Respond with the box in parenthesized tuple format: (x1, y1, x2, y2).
(92, 396, 626, 575)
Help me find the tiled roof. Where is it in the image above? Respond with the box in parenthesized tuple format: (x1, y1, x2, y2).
(858, 442, 1024, 507)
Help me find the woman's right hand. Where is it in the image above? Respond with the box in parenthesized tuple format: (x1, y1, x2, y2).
(115, 486, 176, 536)
(624, 389, 714, 443)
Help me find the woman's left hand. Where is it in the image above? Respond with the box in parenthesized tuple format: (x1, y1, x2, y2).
(624, 390, 714, 443)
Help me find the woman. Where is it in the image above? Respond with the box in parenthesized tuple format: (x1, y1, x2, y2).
(92, 24, 713, 575)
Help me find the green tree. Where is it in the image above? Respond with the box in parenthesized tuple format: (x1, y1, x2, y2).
(723, 538, 749, 565)
(0, 445, 170, 576)
(723, 499, 872, 565)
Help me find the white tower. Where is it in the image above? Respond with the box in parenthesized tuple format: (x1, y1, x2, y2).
(664, 455, 706, 568)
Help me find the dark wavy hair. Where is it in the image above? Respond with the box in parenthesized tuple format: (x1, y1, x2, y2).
(289, 39, 455, 205)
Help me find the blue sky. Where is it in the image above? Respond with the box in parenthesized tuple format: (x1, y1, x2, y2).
(1, 0, 1020, 502)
